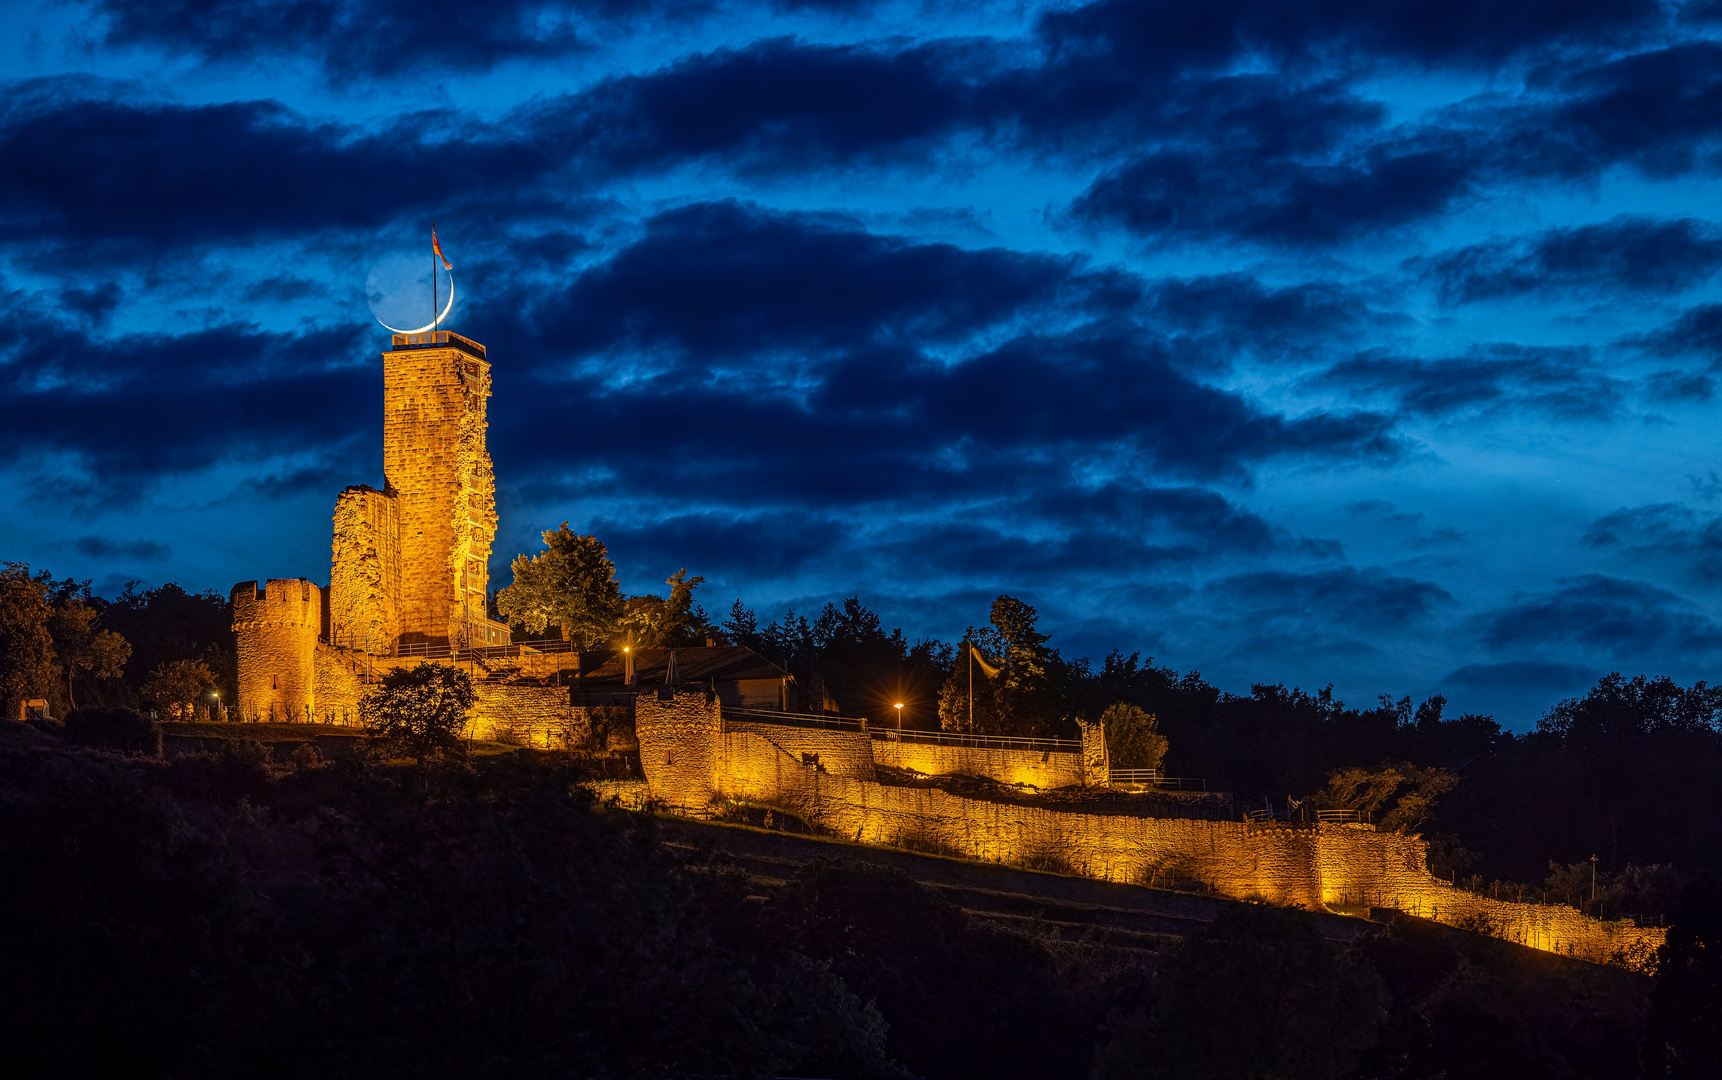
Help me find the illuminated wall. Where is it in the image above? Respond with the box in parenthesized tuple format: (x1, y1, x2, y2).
(869, 738, 1086, 788)
(328, 484, 400, 653)
(726, 721, 876, 780)
(635, 692, 1665, 969)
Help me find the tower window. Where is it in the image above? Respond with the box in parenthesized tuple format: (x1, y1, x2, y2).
(272, 674, 278, 690)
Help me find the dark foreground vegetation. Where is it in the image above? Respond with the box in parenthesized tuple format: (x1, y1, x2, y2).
(4, 717, 1721, 1080)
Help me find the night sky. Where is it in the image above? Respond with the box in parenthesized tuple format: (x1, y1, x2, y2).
(4, 0, 1722, 727)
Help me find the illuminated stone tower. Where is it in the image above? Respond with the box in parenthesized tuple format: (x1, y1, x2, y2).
(326, 329, 508, 654)
(382, 329, 500, 648)
(231, 577, 323, 720)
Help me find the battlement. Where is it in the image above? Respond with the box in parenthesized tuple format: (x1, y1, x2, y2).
(231, 578, 324, 630)
(388, 329, 486, 360)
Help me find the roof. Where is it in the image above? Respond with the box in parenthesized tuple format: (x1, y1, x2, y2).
(571, 645, 791, 687)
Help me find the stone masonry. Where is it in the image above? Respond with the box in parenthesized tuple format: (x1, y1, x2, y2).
(235, 330, 514, 724)
(381, 331, 500, 647)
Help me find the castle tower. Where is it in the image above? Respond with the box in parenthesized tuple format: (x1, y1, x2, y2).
(231, 578, 323, 721)
(381, 330, 502, 649)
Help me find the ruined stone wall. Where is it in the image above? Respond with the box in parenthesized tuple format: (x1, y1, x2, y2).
(311, 643, 367, 725)
(633, 705, 1665, 968)
(726, 722, 876, 780)
(382, 337, 497, 647)
(1315, 823, 1663, 966)
(471, 683, 577, 748)
(868, 737, 1086, 788)
(329, 485, 400, 653)
(231, 579, 321, 722)
(635, 690, 724, 810)
(1081, 720, 1110, 786)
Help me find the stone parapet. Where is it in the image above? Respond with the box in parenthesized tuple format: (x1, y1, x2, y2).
(870, 737, 1085, 788)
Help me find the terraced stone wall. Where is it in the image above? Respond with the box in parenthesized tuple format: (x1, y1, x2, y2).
(635, 697, 1665, 968)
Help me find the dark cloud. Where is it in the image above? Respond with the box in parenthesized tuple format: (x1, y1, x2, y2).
(57, 282, 123, 325)
(1630, 303, 1722, 359)
(535, 38, 1000, 175)
(588, 510, 849, 580)
(530, 200, 1131, 360)
(1203, 566, 1453, 632)
(1480, 574, 1722, 660)
(1037, 0, 1660, 75)
(1423, 216, 1722, 303)
(0, 94, 555, 247)
(1144, 273, 1393, 366)
(1313, 345, 1624, 419)
(1071, 129, 1476, 244)
(1584, 502, 1722, 584)
(0, 298, 373, 490)
(1516, 41, 1722, 180)
(95, 0, 659, 77)
(73, 535, 172, 561)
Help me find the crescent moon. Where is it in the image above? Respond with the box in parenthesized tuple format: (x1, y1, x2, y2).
(376, 271, 455, 334)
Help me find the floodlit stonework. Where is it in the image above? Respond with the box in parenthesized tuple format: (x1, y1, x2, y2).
(233, 331, 519, 731)
(229, 327, 1663, 972)
(632, 690, 1667, 970)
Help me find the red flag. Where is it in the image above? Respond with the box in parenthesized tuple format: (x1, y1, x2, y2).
(432, 225, 452, 270)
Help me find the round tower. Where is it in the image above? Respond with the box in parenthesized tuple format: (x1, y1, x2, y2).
(231, 578, 323, 723)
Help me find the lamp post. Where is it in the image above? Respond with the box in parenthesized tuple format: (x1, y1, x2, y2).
(211, 690, 220, 723)
(895, 702, 903, 730)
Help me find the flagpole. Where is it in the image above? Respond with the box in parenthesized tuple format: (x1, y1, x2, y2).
(432, 221, 438, 336)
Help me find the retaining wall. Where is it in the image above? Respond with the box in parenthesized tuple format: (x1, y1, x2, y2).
(727, 721, 876, 781)
(636, 694, 1664, 968)
(869, 736, 1086, 788)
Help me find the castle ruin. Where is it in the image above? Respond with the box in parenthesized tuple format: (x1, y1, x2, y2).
(231, 331, 551, 733)
(229, 328, 1665, 971)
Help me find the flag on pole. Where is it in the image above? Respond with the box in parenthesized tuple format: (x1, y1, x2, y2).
(966, 641, 1001, 678)
(433, 225, 452, 270)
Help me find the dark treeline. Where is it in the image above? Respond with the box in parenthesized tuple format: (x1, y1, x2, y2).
(1, 563, 235, 720)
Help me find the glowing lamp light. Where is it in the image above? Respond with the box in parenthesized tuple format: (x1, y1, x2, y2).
(894, 703, 904, 728)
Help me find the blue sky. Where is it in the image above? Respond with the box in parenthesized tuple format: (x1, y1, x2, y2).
(4, 0, 1722, 726)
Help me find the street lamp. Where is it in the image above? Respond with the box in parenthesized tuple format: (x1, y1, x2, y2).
(894, 702, 903, 730)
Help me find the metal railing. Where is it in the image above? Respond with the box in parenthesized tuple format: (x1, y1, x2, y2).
(1111, 773, 1226, 792)
(1106, 768, 1163, 784)
(353, 637, 578, 662)
(724, 707, 867, 731)
(1317, 809, 1371, 824)
(1245, 807, 1372, 824)
(870, 728, 1080, 753)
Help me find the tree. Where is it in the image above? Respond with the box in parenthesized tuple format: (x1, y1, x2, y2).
(0, 563, 59, 722)
(1311, 762, 1458, 833)
(496, 524, 625, 646)
(47, 598, 130, 712)
(360, 663, 476, 763)
(934, 596, 1062, 737)
(1648, 879, 1722, 1078)
(621, 569, 718, 647)
(1102, 702, 1168, 772)
(143, 659, 213, 720)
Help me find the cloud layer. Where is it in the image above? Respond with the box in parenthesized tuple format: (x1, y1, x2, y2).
(6, 0, 1722, 726)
